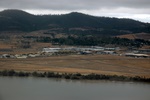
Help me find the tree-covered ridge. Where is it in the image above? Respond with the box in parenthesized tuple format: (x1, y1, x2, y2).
(0, 9, 150, 35)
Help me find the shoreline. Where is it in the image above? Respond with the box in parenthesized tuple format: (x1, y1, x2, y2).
(0, 70, 150, 83)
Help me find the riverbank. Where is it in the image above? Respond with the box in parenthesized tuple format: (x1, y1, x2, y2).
(0, 70, 150, 83)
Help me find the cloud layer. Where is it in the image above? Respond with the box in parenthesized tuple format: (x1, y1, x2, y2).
(0, 0, 150, 22)
(0, 0, 150, 10)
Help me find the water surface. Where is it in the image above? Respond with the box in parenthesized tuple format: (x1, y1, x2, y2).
(0, 77, 150, 100)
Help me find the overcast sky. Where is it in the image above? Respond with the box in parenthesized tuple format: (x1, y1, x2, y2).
(0, 0, 150, 23)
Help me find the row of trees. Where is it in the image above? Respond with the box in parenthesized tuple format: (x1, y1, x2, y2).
(0, 70, 150, 82)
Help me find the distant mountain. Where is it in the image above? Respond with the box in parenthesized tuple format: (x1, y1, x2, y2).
(0, 9, 150, 36)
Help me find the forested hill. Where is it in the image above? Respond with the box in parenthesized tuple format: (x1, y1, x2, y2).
(0, 9, 150, 35)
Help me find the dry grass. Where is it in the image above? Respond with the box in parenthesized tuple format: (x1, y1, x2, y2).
(117, 34, 136, 39)
(0, 55, 150, 78)
(0, 43, 13, 49)
(116, 33, 150, 40)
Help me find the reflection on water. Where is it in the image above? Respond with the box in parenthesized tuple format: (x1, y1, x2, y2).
(0, 77, 150, 100)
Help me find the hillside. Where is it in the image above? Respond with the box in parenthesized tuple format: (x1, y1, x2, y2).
(116, 33, 150, 40)
(0, 9, 150, 36)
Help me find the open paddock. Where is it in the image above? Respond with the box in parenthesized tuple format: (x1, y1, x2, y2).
(0, 55, 150, 78)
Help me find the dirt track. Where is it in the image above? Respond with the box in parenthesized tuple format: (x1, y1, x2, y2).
(0, 55, 150, 78)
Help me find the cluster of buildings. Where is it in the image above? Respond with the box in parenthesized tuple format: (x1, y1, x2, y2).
(0, 53, 40, 59)
(0, 46, 149, 59)
(42, 46, 119, 55)
(0, 46, 118, 59)
(124, 49, 150, 58)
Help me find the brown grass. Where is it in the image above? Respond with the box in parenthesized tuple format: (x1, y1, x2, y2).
(0, 55, 150, 78)
(116, 33, 150, 40)
(0, 43, 13, 49)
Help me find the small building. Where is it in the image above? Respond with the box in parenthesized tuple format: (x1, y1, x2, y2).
(15, 54, 27, 59)
(93, 46, 105, 51)
(1, 54, 15, 58)
(80, 51, 93, 55)
(42, 48, 61, 53)
(105, 48, 116, 51)
(28, 53, 39, 58)
(2, 54, 11, 58)
(62, 47, 77, 52)
(103, 51, 116, 54)
(125, 53, 149, 58)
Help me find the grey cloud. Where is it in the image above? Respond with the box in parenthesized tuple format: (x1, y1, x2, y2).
(0, 0, 150, 10)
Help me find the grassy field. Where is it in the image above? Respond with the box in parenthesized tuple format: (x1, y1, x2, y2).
(116, 33, 150, 41)
(0, 55, 150, 78)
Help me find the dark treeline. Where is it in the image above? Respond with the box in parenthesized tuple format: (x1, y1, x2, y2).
(0, 70, 150, 83)
(52, 37, 150, 47)
(34, 36, 150, 48)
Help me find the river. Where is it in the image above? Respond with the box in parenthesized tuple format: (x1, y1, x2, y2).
(0, 77, 150, 100)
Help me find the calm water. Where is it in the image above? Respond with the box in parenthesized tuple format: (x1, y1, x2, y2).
(0, 77, 150, 100)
